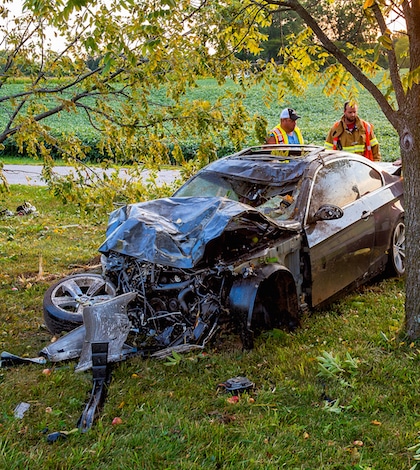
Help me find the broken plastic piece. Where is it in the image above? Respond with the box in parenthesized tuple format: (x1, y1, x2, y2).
(77, 342, 111, 432)
(16, 201, 37, 216)
(14, 402, 30, 419)
(1, 351, 47, 367)
(46, 431, 68, 443)
(40, 326, 86, 362)
(218, 376, 255, 394)
(0, 209, 14, 218)
(76, 292, 136, 372)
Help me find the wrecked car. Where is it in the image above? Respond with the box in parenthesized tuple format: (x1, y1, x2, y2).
(42, 144, 405, 359)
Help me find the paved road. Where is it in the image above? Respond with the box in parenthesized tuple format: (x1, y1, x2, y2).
(3, 164, 179, 186)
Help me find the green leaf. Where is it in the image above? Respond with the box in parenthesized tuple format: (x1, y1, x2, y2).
(323, 399, 342, 414)
(102, 52, 114, 75)
(378, 34, 393, 50)
(164, 351, 183, 366)
(84, 36, 98, 53)
(380, 331, 389, 342)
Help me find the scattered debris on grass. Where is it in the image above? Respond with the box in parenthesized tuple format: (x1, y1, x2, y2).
(0, 201, 38, 218)
(218, 376, 255, 395)
(14, 402, 30, 419)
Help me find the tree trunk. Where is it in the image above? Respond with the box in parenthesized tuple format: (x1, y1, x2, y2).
(401, 118, 420, 339)
(402, 0, 420, 338)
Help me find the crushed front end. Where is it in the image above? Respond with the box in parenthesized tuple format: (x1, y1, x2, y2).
(101, 253, 232, 353)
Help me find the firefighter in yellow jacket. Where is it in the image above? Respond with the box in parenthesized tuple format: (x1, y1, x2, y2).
(324, 101, 381, 161)
(266, 108, 304, 145)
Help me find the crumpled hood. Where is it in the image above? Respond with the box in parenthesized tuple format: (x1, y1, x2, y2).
(99, 197, 294, 268)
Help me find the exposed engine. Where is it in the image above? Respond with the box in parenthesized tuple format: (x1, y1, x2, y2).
(102, 251, 233, 352)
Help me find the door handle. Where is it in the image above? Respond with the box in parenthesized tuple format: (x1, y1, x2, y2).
(361, 210, 373, 220)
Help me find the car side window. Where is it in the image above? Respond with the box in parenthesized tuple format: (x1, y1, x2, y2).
(309, 159, 383, 216)
(352, 161, 382, 197)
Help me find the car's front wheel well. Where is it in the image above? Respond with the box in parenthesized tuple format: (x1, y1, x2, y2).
(228, 266, 300, 350)
(250, 270, 300, 334)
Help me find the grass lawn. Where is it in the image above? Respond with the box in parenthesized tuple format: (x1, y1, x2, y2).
(0, 185, 416, 470)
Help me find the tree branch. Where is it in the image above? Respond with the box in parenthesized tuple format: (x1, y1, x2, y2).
(370, 2, 406, 109)
(262, 0, 398, 126)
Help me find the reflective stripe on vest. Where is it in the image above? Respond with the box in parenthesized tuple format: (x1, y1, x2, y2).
(362, 120, 373, 161)
(331, 121, 340, 150)
(272, 125, 304, 144)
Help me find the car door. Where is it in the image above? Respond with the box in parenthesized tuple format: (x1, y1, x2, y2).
(304, 158, 379, 306)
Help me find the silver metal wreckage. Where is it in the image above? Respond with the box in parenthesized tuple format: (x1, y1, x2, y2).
(4, 196, 292, 431)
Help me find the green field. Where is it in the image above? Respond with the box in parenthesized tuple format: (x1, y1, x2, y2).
(0, 79, 401, 163)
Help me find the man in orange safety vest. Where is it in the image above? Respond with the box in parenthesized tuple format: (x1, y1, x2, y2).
(324, 101, 381, 161)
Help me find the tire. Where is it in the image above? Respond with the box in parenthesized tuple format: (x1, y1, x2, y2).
(43, 274, 117, 334)
(388, 219, 405, 277)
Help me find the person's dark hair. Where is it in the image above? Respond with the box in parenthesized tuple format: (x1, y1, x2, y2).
(344, 101, 357, 111)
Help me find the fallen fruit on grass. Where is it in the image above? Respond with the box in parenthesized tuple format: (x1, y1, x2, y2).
(227, 396, 239, 404)
(112, 417, 123, 425)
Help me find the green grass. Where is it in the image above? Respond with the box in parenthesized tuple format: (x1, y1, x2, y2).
(0, 186, 416, 469)
(1, 157, 66, 165)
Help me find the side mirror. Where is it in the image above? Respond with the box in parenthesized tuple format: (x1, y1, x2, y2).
(313, 204, 344, 222)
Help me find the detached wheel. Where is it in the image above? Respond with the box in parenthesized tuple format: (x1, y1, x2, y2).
(388, 219, 405, 276)
(43, 274, 117, 334)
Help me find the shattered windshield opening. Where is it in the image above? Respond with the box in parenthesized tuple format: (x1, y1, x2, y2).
(175, 171, 240, 201)
(175, 171, 301, 220)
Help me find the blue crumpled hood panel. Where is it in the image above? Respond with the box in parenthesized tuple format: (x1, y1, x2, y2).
(99, 197, 288, 268)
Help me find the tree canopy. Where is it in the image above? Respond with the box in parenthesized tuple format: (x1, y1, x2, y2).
(0, 0, 269, 203)
(1, 0, 420, 339)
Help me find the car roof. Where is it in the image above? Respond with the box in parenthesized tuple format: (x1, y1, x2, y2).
(200, 145, 326, 184)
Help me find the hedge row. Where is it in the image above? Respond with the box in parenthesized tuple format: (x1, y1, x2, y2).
(1, 136, 237, 165)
